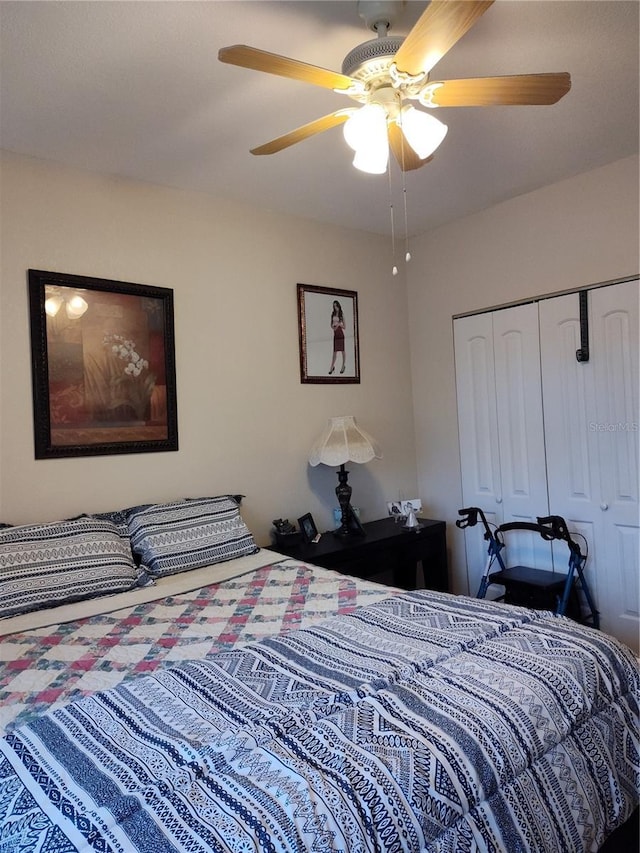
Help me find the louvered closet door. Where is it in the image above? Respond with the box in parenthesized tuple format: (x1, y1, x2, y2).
(541, 280, 639, 651)
(454, 303, 550, 597)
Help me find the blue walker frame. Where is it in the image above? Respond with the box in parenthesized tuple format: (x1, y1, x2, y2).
(456, 507, 599, 628)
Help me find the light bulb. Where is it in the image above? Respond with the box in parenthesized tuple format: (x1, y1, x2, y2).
(65, 294, 88, 319)
(399, 106, 448, 160)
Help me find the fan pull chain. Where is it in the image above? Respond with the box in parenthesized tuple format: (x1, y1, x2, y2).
(397, 103, 411, 265)
(388, 160, 398, 276)
(402, 180, 411, 264)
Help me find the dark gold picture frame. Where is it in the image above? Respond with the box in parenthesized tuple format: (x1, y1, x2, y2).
(28, 269, 178, 459)
(297, 283, 360, 384)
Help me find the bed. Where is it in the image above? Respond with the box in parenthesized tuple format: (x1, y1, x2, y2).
(1, 497, 638, 852)
(0, 551, 396, 734)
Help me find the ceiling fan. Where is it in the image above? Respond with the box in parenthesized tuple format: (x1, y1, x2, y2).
(219, 0, 571, 174)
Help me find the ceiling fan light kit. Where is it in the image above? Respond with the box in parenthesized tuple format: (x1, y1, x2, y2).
(218, 0, 571, 174)
(342, 97, 448, 175)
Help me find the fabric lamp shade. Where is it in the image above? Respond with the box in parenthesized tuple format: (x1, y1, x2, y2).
(308, 416, 382, 467)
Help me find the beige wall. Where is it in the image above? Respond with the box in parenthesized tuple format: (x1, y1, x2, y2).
(2, 151, 638, 582)
(0, 151, 419, 542)
(408, 154, 640, 593)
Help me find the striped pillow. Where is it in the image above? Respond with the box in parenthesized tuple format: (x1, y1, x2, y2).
(0, 517, 139, 618)
(126, 496, 258, 578)
(91, 505, 152, 548)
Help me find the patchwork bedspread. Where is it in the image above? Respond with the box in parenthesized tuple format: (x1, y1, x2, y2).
(1, 591, 638, 852)
(0, 560, 395, 733)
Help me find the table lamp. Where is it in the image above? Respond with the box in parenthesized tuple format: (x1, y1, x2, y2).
(309, 415, 382, 536)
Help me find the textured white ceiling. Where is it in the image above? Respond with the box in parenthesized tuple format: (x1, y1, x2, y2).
(1, 1, 638, 236)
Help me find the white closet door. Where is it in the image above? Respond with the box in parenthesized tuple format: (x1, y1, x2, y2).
(591, 281, 639, 649)
(541, 280, 639, 651)
(454, 312, 502, 595)
(454, 303, 550, 594)
(492, 304, 551, 571)
(539, 293, 603, 598)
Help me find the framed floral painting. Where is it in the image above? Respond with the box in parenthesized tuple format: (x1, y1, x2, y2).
(28, 269, 178, 458)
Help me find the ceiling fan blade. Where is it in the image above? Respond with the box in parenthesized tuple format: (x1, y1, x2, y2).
(388, 123, 433, 172)
(426, 73, 571, 106)
(394, 0, 495, 77)
(251, 112, 352, 155)
(219, 45, 357, 92)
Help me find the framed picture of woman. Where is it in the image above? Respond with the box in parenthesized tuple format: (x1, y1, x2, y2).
(297, 284, 360, 384)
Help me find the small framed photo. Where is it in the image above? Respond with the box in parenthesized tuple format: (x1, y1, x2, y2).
(297, 283, 360, 384)
(387, 501, 404, 519)
(298, 512, 319, 544)
(333, 506, 361, 529)
(347, 508, 365, 535)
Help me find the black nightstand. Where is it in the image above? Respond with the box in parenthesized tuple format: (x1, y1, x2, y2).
(269, 517, 448, 592)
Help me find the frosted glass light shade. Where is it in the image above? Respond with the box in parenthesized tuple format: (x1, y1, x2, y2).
(400, 106, 448, 159)
(309, 416, 382, 467)
(343, 104, 389, 174)
(343, 104, 386, 150)
(352, 144, 388, 174)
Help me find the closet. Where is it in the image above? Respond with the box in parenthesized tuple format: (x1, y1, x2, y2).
(454, 279, 638, 651)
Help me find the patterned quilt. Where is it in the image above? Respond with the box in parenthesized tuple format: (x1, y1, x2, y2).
(1, 590, 638, 852)
(0, 560, 396, 733)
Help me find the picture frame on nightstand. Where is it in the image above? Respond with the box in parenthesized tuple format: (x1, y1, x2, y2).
(298, 513, 319, 544)
(346, 507, 365, 535)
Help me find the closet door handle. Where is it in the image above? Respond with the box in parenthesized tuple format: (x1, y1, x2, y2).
(496, 496, 503, 504)
(600, 502, 609, 511)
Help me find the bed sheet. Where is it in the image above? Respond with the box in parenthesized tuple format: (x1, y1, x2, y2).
(0, 560, 396, 733)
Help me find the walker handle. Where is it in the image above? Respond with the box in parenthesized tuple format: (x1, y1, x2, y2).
(456, 507, 477, 529)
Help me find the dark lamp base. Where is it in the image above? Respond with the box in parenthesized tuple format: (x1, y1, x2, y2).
(334, 464, 366, 536)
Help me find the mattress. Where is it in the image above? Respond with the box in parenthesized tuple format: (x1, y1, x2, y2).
(1, 588, 638, 852)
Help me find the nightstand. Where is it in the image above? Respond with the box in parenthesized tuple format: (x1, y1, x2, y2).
(269, 516, 448, 592)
